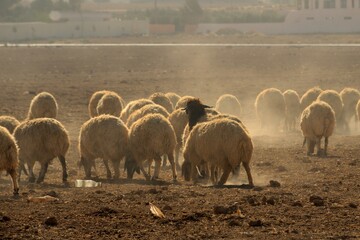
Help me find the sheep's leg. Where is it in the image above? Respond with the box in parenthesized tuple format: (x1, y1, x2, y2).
(82, 157, 92, 179)
(36, 162, 49, 183)
(152, 156, 162, 180)
(161, 155, 168, 170)
(27, 162, 36, 183)
(138, 162, 150, 181)
(243, 162, 254, 187)
(217, 166, 231, 186)
(112, 159, 120, 180)
(167, 153, 177, 182)
(8, 168, 19, 196)
(147, 159, 152, 176)
(191, 163, 199, 184)
(175, 145, 181, 169)
(58, 155, 68, 182)
(210, 165, 217, 185)
(324, 137, 329, 156)
(316, 137, 322, 156)
(103, 159, 112, 179)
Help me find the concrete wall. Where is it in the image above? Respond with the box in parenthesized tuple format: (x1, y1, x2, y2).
(0, 20, 149, 42)
(196, 9, 360, 34)
(149, 24, 175, 34)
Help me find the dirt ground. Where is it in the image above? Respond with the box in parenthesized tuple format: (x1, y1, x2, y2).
(0, 35, 359, 239)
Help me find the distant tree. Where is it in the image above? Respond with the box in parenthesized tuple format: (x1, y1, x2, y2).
(0, 0, 20, 19)
(31, 0, 54, 12)
(181, 0, 203, 24)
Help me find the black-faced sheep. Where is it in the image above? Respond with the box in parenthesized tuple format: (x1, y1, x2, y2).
(215, 94, 242, 117)
(300, 101, 335, 156)
(182, 99, 253, 186)
(0, 116, 20, 134)
(125, 114, 177, 182)
(79, 115, 128, 179)
(255, 88, 285, 131)
(317, 90, 343, 124)
(0, 127, 19, 195)
(120, 99, 154, 122)
(14, 118, 70, 183)
(283, 89, 301, 131)
(96, 91, 123, 117)
(165, 92, 181, 108)
(88, 90, 125, 118)
(27, 92, 58, 120)
(175, 96, 196, 110)
(126, 104, 169, 128)
(340, 88, 360, 132)
(300, 87, 322, 111)
(149, 92, 174, 113)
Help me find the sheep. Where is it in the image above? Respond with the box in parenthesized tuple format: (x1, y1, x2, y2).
(340, 88, 360, 132)
(182, 99, 253, 186)
(168, 108, 219, 169)
(0, 126, 19, 195)
(300, 87, 322, 111)
(165, 92, 181, 108)
(88, 90, 125, 118)
(316, 90, 343, 124)
(14, 118, 70, 183)
(149, 92, 174, 113)
(126, 104, 169, 128)
(96, 91, 123, 117)
(79, 115, 128, 179)
(300, 101, 335, 156)
(215, 94, 242, 117)
(283, 90, 301, 131)
(357, 100, 360, 128)
(175, 96, 196, 110)
(27, 92, 58, 120)
(125, 113, 177, 182)
(0, 116, 20, 134)
(120, 99, 154, 122)
(255, 88, 286, 131)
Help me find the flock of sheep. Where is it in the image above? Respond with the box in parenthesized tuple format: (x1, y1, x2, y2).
(1, 86, 360, 196)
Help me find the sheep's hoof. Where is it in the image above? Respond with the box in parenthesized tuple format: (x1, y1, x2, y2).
(28, 177, 35, 183)
(36, 179, 44, 184)
(63, 181, 70, 187)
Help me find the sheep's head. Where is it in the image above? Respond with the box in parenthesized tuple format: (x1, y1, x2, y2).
(124, 153, 140, 179)
(183, 98, 211, 130)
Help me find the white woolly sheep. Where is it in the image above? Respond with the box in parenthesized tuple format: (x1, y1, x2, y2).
(215, 94, 242, 117)
(125, 113, 177, 182)
(317, 90, 343, 123)
(14, 118, 70, 183)
(96, 92, 123, 117)
(255, 88, 286, 131)
(79, 115, 128, 179)
(149, 92, 174, 113)
(182, 99, 253, 186)
(340, 88, 360, 132)
(0, 116, 20, 134)
(300, 87, 322, 111)
(300, 101, 335, 156)
(27, 92, 58, 120)
(165, 92, 181, 108)
(0, 126, 19, 195)
(88, 90, 125, 118)
(283, 89, 301, 131)
(120, 98, 154, 121)
(175, 96, 196, 109)
(126, 104, 169, 128)
(183, 118, 253, 186)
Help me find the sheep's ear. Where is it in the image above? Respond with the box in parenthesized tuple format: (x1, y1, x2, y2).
(181, 107, 187, 111)
(202, 104, 212, 109)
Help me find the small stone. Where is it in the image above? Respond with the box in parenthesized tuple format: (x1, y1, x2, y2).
(276, 166, 287, 172)
(148, 188, 160, 194)
(249, 219, 264, 227)
(228, 219, 242, 227)
(291, 201, 303, 207)
(348, 203, 358, 208)
(163, 205, 172, 211)
(269, 180, 281, 188)
(0, 216, 10, 222)
(45, 191, 58, 198)
(309, 195, 325, 207)
(44, 217, 58, 226)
